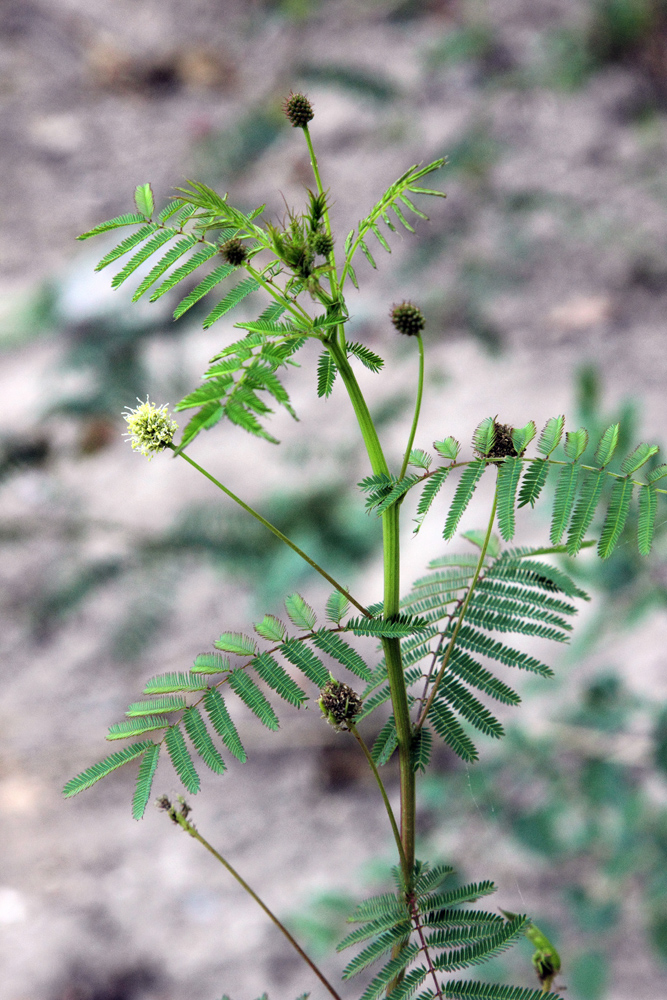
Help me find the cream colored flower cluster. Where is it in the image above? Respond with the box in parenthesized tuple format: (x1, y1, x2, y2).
(122, 398, 178, 459)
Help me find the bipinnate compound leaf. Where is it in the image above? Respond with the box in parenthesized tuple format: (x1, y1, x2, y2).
(598, 476, 633, 558)
(550, 464, 579, 544)
(348, 342, 384, 372)
(204, 688, 246, 762)
(132, 743, 160, 820)
(144, 672, 209, 694)
(325, 589, 350, 625)
(638, 484, 658, 555)
(254, 615, 287, 642)
(111, 229, 175, 289)
(496, 457, 523, 541)
(442, 983, 563, 999)
(94, 224, 159, 271)
(183, 707, 226, 773)
(78, 212, 149, 241)
(132, 236, 198, 302)
(203, 277, 260, 329)
(408, 448, 432, 470)
(566, 470, 605, 555)
(511, 421, 536, 455)
(228, 668, 279, 730)
(126, 696, 186, 716)
(165, 725, 200, 793)
(134, 183, 154, 218)
(428, 702, 479, 762)
(472, 417, 495, 456)
(214, 632, 257, 656)
(517, 459, 550, 508)
(252, 652, 307, 707)
(284, 593, 317, 631)
(317, 350, 337, 397)
(537, 416, 564, 456)
(410, 726, 433, 773)
(444, 461, 487, 540)
(621, 442, 660, 474)
(563, 428, 588, 462)
(311, 630, 372, 680)
(64, 741, 154, 797)
(371, 716, 399, 765)
(280, 639, 329, 687)
(594, 423, 620, 467)
(414, 466, 451, 532)
(107, 716, 167, 741)
(435, 436, 460, 460)
(192, 652, 230, 675)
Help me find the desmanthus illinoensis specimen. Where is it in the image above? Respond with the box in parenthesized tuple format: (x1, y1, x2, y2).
(64, 91, 666, 1000)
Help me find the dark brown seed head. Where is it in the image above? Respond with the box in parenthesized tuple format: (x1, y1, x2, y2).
(220, 237, 248, 266)
(486, 421, 518, 459)
(284, 92, 314, 128)
(390, 301, 426, 337)
(318, 676, 363, 731)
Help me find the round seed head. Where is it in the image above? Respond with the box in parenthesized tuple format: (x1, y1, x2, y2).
(122, 397, 178, 459)
(318, 676, 363, 731)
(220, 237, 248, 266)
(284, 92, 314, 128)
(485, 421, 518, 459)
(313, 232, 334, 257)
(390, 301, 426, 337)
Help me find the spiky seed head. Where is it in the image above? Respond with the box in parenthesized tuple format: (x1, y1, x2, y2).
(390, 301, 426, 337)
(284, 91, 314, 128)
(485, 421, 518, 459)
(318, 676, 363, 731)
(122, 397, 178, 459)
(220, 237, 248, 266)
(313, 232, 334, 256)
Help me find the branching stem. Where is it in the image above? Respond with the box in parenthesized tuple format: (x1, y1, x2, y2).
(164, 803, 343, 1000)
(399, 333, 425, 481)
(416, 478, 499, 730)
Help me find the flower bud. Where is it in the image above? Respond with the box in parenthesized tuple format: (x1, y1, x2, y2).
(284, 92, 314, 128)
(390, 301, 425, 337)
(318, 676, 363, 731)
(313, 232, 334, 257)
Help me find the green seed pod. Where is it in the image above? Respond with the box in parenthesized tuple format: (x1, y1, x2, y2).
(220, 237, 248, 267)
(390, 301, 425, 337)
(313, 232, 334, 257)
(284, 92, 314, 128)
(318, 676, 362, 731)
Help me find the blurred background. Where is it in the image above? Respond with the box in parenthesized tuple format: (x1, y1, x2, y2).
(3, 1, 667, 998)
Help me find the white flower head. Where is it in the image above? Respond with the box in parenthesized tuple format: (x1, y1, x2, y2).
(122, 397, 178, 459)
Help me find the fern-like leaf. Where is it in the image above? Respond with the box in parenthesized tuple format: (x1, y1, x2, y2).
(325, 590, 350, 625)
(280, 639, 329, 687)
(228, 669, 279, 730)
(317, 351, 337, 397)
(204, 688, 246, 762)
(517, 459, 550, 509)
(254, 615, 287, 642)
(107, 716, 167, 741)
(414, 467, 451, 532)
(285, 593, 317, 631)
(132, 236, 198, 301)
(342, 925, 412, 979)
(192, 652, 230, 675)
(94, 223, 159, 271)
(63, 741, 154, 797)
(358, 943, 422, 1000)
(347, 614, 429, 638)
(348, 342, 384, 372)
(144, 672, 210, 694)
(252, 652, 307, 707)
(638, 484, 658, 555)
(435, 679, 504, 739)
(450, 625, 553, 677)
(598, 476, 634, 558)
(443, 982, 562, 1000)
(126, 696, 186, 716)
(311, 631, 372, 680)
(411, 726, 433, 773)
(182, 706, 226, 773)
(111, 229, 176, 289)
(165, 725, 200, 793)
(429, 702, 478, 761)
(215, 632, 257, 656)
(202, 277, 260, 329)
(151, 245, 218, 303)
(550, 463, 579, 544)
(132, 743, 161, 820)
(373, 475, 422, 515)
(78, 212, 149, 240)
(594, 423, 620, 467)
(371, 715, 399, 765)
(566, 469, 605, 555)
(444, 461, 487, 540)
(448, 648, 521, 706)
(496, 457, 523, 541)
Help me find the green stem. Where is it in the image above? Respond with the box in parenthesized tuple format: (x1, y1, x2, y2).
(166, 804, 343, 1000)
(303, 126, 340, 300)
(416, 479, 499, 730)
(398, 333, 425, 481)
(350, 724, 407, 873)
(244, 262, 313, 325)
(171, 446, 372, 619)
